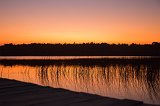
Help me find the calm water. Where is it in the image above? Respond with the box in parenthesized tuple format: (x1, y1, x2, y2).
(0, 56, 160, 104)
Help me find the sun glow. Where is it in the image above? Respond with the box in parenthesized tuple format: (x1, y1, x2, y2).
(0, 0, 160, 44)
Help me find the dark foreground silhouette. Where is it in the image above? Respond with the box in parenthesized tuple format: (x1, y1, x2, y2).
(0, 78, 157, 106)
(0, 42, 160, 56)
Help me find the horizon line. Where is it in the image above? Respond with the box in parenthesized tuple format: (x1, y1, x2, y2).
(1, 42, 160, 46)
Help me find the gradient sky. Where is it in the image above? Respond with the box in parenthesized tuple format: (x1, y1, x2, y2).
(0, 0, 160, 44)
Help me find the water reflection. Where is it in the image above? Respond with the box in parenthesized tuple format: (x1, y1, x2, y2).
(0, 58, 160, 104)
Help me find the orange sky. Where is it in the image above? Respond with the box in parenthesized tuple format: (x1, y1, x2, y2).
(0, 0, 160, 44)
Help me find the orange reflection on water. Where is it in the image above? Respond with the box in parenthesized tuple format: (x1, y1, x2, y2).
(0, 63, 160, 104)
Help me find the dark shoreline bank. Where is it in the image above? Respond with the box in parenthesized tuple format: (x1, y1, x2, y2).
(0, 57, 160, 66)
(0, 78, 158, 106)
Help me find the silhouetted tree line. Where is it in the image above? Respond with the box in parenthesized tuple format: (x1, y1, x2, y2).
(0, 42, 160, 56)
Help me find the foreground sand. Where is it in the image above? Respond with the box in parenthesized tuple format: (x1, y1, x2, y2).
(0, 78, 158, 106)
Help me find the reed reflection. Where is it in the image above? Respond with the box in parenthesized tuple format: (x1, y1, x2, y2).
(0, 59, 160, 104)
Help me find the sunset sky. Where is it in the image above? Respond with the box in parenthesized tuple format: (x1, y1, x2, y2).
(0, 0, 160, 44)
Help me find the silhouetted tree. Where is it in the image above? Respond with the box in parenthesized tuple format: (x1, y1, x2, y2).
(0, 42, 159, 56)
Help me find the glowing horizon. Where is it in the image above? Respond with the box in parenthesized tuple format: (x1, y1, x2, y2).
(0, 0, 160, 44)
